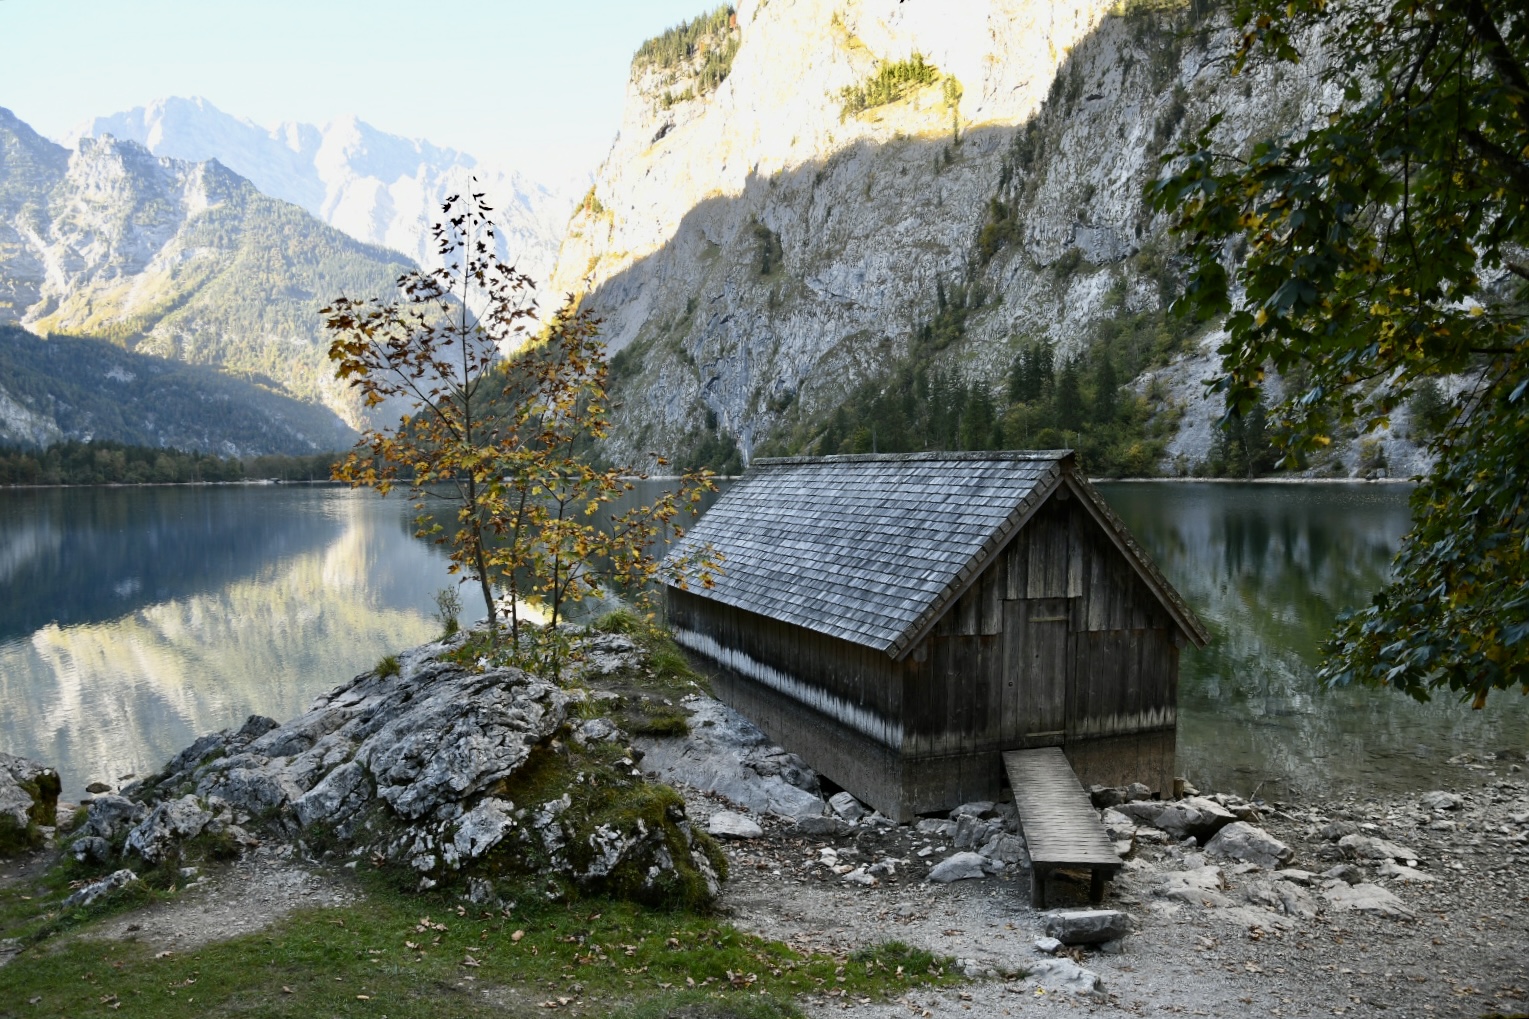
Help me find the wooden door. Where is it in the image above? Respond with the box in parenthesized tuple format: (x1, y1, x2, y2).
(1002, 598, 1070, 746)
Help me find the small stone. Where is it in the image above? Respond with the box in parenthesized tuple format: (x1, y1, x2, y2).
(978, 832, 1029, 867)
(1034, 936, 1063, 954)
(1101, 808, 1137, 841)
(793, 815, 851, 837)
(1321, 863, 1365, 885)
(1419, 790, 1462, 812)
(1204, 821, 1295, 868)
(828, 791, 867, 822)
(949, 800, 996, 819)
(927, 852, 988, 882)
(1026, 957, 1103, 994)
(1317, 820, 1359, 841)
(85, 782, 112, 795)
(1324, 882, 1414, 919)
(1338, 833, 1420, 863)
(1378, 860, 1437, 884)
(841, 867, 877, 886)
(707, 810, 763, 839)
(62, 869, 139, 909)
(1044, 909, 1134, 945)
(69, 836, 112, 865)
(915, 818, 956, 836)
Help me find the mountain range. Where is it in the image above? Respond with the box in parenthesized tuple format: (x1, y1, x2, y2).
(0, 106, 413, 433)
(69, 97, 573, 282)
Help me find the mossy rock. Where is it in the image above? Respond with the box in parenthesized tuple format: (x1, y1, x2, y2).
(0, 759, 60, 857)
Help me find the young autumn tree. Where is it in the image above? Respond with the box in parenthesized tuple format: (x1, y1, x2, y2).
(1150, 0, 1529, 704)
(325, 188, 715, 658)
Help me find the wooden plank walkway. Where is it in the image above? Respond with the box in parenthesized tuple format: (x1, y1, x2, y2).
(1003, 747, 1122, 907)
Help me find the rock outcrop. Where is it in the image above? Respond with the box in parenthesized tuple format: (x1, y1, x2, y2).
(71, 634, 725, 907)
(0, 753, 60, 855)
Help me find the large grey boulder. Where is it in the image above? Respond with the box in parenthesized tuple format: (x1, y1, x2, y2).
(356, 666, 567, 820)
(1044, 909, 1134, 945)
(293, 760, 371, 829)
(1151, 797, 1237, 841)
(1204, 821, 1295, 868)
(927, 851, 989, 882)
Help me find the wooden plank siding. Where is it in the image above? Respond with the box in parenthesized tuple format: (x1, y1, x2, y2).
(667, 469, 1187, 817)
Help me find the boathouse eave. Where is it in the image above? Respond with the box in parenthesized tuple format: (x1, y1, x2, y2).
(1063, 474, 1211, 649)
(884, 463, 1210, 660)
(884, 463, 1067, 660)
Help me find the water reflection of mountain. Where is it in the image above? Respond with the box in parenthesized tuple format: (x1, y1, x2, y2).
(1099, 482, 1529, 798)
(0, 487, 341, 644)
(0, 488, 447, 797)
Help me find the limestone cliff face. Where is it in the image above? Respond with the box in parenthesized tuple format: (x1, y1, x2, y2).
(552, 0, 1405, 473)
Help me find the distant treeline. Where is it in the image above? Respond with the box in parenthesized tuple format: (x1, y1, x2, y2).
(0, 441, 354, 486)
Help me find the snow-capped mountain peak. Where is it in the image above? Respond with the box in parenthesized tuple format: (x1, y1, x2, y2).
(68, 96, 572, 281)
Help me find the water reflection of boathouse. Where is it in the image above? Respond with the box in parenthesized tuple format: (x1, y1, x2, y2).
(663, 451, 1210, 820)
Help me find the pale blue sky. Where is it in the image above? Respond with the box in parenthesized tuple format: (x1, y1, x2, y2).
(0, 0, 713, 185)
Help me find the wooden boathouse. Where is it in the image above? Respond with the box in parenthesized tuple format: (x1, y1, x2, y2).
(663, 451, 1209, 821)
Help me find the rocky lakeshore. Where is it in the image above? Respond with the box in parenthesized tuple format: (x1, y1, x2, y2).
(2, 628, 1526, 1018)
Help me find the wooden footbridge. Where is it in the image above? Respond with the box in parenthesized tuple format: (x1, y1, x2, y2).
(1003, 748, 1123, 907)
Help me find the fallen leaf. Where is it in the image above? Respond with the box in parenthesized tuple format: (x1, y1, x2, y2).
(512, 930, 525, 942)
(463, 956, 481, 967)
(405, 941, 420, 950)
(282, 986, 293, 994)
(356, 994, 371, 1000)
(155, 950, 174, 959)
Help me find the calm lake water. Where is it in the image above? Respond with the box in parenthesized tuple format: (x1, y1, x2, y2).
(1, 481, 1524, 801)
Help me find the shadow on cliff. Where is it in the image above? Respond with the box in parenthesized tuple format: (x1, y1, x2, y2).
(577, 5, 1205, 464)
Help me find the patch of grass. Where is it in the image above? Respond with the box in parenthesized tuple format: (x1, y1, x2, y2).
(627, 706, 692, 737)
(376, 654, 401, 678)
(0, 872, 958, 1018)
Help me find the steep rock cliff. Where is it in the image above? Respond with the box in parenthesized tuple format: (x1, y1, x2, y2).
(553, 0, 1419, 476)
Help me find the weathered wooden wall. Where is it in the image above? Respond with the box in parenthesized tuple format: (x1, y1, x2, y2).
(668, 482, 1185, 818)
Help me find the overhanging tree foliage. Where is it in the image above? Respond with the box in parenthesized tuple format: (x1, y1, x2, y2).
(1150, 0, 1529, 704)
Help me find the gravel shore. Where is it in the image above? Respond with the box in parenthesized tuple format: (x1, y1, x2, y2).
(684, 760, 1529, 1017)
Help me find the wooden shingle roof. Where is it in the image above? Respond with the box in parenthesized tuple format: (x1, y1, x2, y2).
(664, 451, 1208, 657)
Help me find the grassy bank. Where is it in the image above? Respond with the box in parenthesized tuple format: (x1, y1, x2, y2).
(0, 860, 954, 1019)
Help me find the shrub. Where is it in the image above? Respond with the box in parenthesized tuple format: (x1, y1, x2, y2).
(840, 53, 940, 118)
